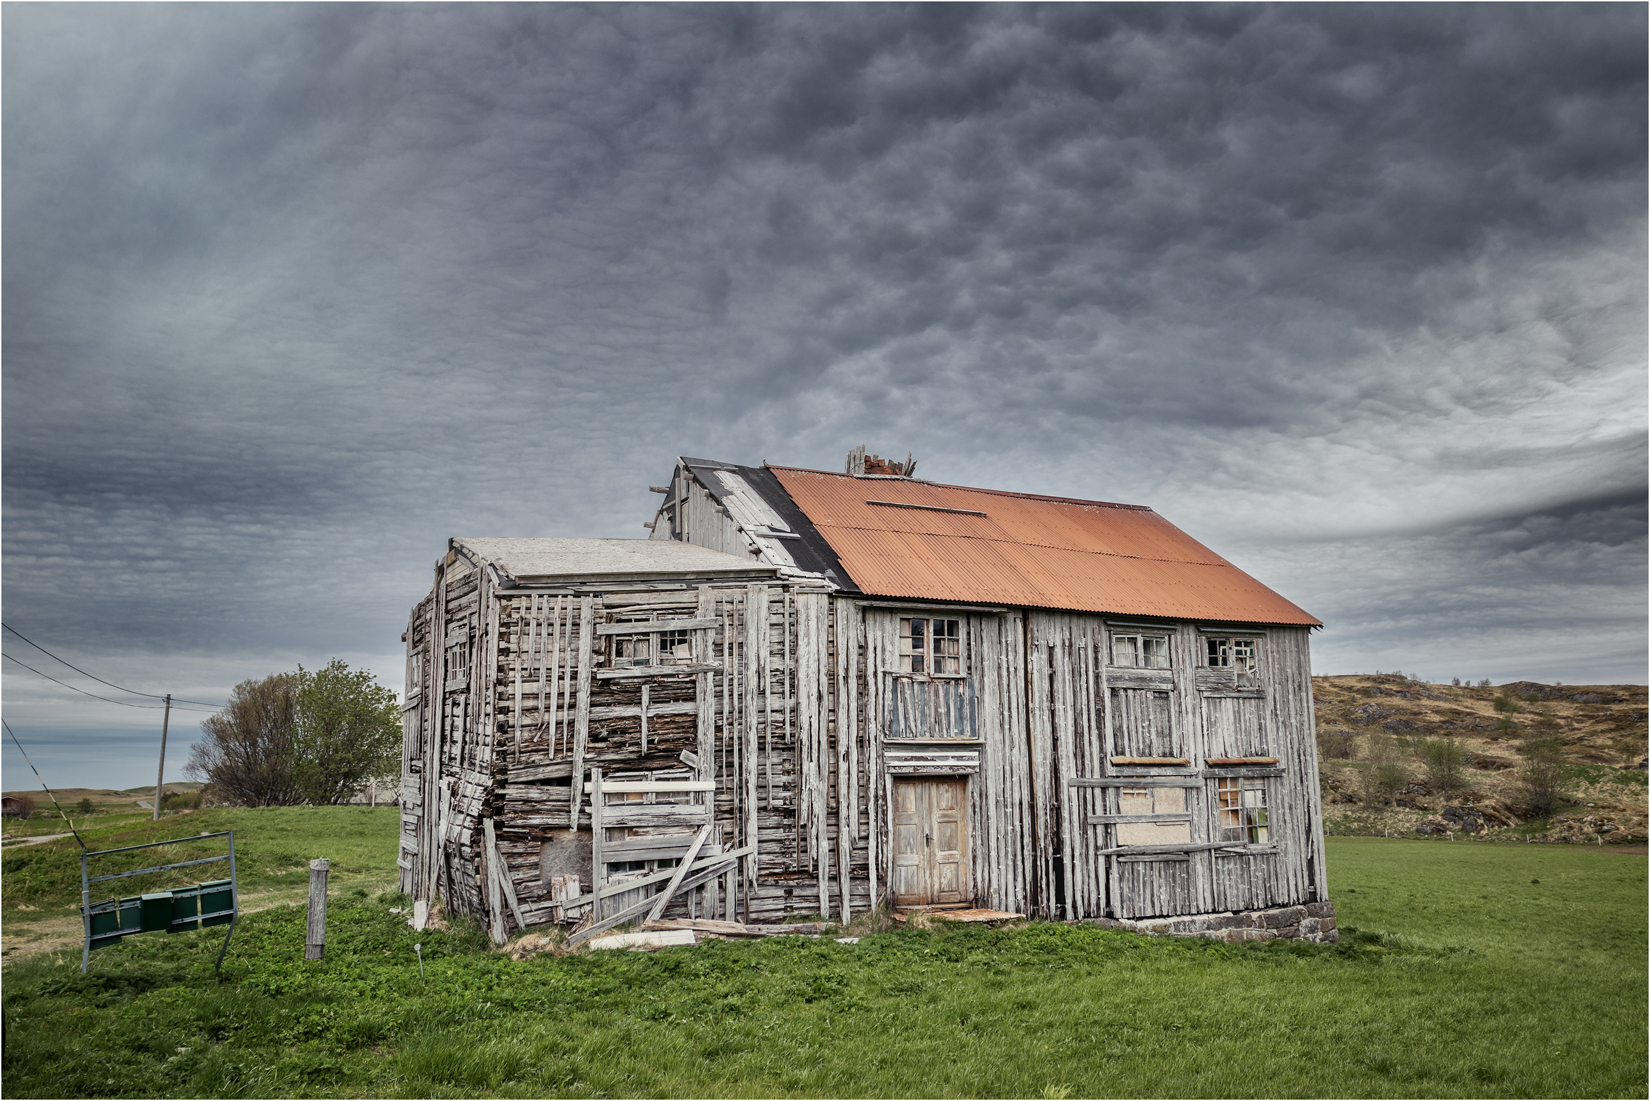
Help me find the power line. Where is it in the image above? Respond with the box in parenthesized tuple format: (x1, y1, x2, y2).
(1, 623, 223, 708)
(2, 653, 218, 713)
(2, 718, 87, 851)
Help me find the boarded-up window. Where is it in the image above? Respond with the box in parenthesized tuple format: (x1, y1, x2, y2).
(888, 676, 976, 739)
(1109, 688, 1176, 757)
(1203, 696, 1267, 758)
(1111, 633, 1170, 669)
(900, 618, 962, 675)
(1217, 777, 1270, 845)
(1116, 785, 1192, 847)
(1206, 637, 1259, 687)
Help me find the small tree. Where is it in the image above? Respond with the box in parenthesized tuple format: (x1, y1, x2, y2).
(186, 673, 303, 806)
(1420, 738, 1465, 797)
(1517, 720, 1570, 818)
(76, 797, 95, 815)
(1493, 695, 1521, 714)
(293, 660, 402, 805)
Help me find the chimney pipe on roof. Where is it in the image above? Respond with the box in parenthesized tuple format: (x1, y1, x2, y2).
(847, 445, 916, 478)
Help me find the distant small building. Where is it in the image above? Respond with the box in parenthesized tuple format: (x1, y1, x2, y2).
(3, 795, 35, 818)
(400, 452, 1337, 945)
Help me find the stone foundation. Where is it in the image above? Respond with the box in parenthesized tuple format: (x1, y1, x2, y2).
(1085, 900, 1338, 943)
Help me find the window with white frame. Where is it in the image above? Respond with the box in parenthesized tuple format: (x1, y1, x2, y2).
(1206, 637, 1258, 687)
(1111, 631, 1170, 669)
(1217, 777, 1270, 845)
(608, 616, 695, 669)
(899, 617, 962, 675)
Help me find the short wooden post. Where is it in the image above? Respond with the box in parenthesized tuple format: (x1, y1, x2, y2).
(306, 858, 329, 961)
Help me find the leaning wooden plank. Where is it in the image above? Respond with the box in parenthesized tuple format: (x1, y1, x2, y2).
(483, 819, 506, 945)
(645, 823, 713, 922)
(484, 818, 526, 932)
(567, 856, 742, 945)
(554, 845, 759, 910)
(1087, 813, 1196, 824)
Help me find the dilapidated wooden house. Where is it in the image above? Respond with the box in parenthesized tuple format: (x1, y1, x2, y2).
(400, 453, 1337, 944)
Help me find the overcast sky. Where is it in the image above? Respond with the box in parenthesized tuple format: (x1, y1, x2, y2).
(5, 3, 1645, 791)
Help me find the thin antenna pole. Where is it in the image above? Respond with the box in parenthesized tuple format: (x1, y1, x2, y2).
(153, 694, 171, 821)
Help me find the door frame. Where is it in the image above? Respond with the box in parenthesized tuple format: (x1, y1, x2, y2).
(888, 774, 972, 910)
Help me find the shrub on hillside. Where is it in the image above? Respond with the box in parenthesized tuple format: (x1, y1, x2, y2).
(1493, 695, 1521, 714)
(1517, 733, 1570, 817)
(1363, 736, 1409, 806)
(1420, 738, 1465, 796)
(1317, 730, 1358, 759)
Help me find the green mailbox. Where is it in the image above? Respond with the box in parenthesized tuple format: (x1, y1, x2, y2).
(80, 831, 239, 973)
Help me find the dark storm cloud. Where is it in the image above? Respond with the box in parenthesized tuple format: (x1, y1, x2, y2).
(3, 4, 1644, 786)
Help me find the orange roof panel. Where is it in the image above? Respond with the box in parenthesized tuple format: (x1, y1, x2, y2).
(770, 466, 1320, 626)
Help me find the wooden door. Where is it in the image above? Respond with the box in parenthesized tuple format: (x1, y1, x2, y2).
(891, 778, 969, 907)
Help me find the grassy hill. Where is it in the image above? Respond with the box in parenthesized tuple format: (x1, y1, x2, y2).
(1312, 675, 1648, 843)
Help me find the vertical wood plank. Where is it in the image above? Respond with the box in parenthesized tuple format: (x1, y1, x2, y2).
(570, 595, 594, 831)
(590, 767, 604, 920)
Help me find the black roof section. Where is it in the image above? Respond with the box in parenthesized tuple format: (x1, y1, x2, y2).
(677, 456, 860, 592)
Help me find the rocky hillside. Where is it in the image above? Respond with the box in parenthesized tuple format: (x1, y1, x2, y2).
(1312, 674, 1648, 844)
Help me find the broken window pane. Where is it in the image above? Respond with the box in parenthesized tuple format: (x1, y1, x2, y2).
(1217, 777, 1271, 845)
(1206, 636, 1259, 687)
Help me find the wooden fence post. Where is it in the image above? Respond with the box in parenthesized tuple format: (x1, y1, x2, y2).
(306, 858, 329, 961)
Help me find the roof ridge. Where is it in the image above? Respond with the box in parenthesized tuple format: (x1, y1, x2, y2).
(764, 464, 1153, 511)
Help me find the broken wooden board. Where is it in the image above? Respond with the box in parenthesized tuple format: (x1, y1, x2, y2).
(894, 908, 1023, 924)
(640, 918, 829, 938)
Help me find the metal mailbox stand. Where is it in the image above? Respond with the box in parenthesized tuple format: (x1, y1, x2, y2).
(80, 830, 239, 974)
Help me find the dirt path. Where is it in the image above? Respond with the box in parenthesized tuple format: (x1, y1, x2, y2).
(0, 832, 75, 849)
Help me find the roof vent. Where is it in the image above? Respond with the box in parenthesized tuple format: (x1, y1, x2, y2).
(846, 444, 916, 478)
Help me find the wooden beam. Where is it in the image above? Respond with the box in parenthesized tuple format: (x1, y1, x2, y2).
(644, 823, 712, 923)
(1069, 777, 1203, 788)
(595, 618, 720, 636)
(580, 780, 716, 794)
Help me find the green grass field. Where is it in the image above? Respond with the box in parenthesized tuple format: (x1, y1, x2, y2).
(2, 811, 1644, 1098)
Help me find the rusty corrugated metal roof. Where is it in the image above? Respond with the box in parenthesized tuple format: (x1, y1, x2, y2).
(769, 466, 1321, 626)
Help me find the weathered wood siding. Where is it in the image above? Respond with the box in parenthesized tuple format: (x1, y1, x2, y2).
(403, 543, 1325, 930)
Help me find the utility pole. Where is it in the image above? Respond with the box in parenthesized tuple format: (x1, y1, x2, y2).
(153, 694, 171, 821)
